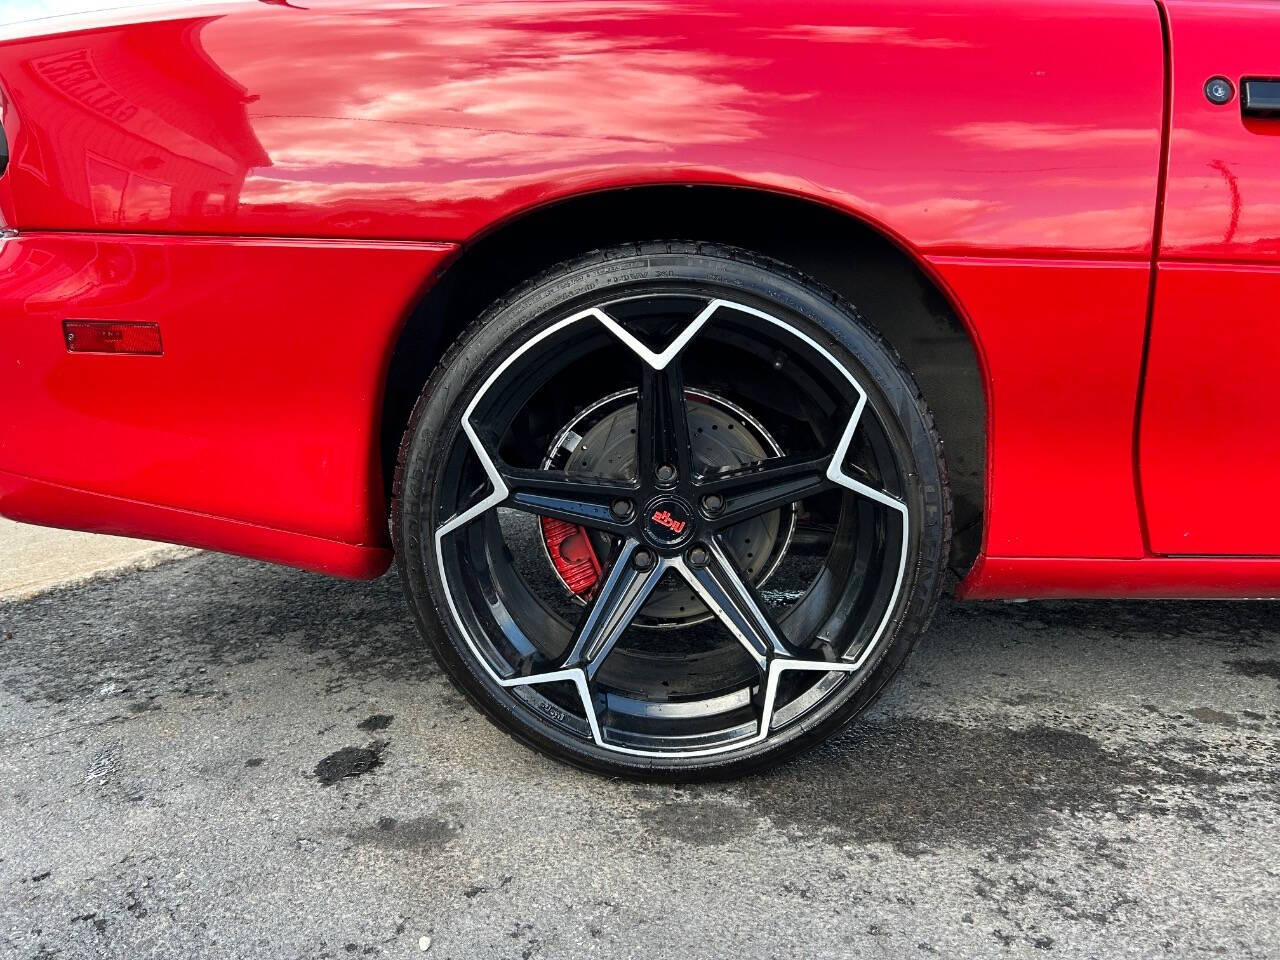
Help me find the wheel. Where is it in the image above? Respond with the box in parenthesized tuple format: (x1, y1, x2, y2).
(394, 242, 949, 778)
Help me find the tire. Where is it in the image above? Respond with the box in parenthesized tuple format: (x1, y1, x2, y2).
(394, 242, 950, 779)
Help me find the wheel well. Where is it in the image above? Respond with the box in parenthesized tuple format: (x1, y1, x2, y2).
(380, 186, 986, 574)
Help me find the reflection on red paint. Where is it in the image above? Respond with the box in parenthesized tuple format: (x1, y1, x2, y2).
(30, 48, 141, 125)
(1160, 1, 1280, 261)
(0, 16, 268, 232)
(0, 1, 1164, 257)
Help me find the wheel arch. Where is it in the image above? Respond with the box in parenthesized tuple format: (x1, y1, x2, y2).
(379, 184, 989, 576)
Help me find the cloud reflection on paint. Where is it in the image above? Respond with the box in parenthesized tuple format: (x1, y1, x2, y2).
(0, 0, 1168, 256)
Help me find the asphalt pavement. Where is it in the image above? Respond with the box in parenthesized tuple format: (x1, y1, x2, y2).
(1, 551, 1277, 959)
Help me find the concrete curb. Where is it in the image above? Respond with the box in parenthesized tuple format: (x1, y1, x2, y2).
(0, 519, 200, 602)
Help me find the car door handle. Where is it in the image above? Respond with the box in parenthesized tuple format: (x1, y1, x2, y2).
(1241, 79, 1280, 117)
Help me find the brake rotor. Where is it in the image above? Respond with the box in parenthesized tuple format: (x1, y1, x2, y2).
(540, 389, 793, 627)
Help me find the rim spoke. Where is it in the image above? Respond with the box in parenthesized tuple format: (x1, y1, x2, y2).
(839, 474, 908, 513)
(637, 360, 693, 485)
(677, 539, 797, 674)
(697, 454, 834, 528)
(500, 466, 637, 534)
(562, 541, 665, 679)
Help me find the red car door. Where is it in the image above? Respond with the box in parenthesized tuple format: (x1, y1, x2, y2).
(1140, 1, 1280, 555)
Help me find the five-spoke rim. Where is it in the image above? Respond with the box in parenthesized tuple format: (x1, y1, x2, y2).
(431, 297, 910, 759)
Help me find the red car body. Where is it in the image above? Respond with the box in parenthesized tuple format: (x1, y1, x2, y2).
(1, 0, 1277, 598)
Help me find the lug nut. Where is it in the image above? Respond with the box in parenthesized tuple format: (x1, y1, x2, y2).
(633, 548, 654, 570)
(610, 498, 634, 520)
(687, 543, 710, 567)
(701, 493, 724, 516)
(655, 464, 677, 483)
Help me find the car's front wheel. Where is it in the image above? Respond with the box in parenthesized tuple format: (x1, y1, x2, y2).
(394, 242, 949, 778)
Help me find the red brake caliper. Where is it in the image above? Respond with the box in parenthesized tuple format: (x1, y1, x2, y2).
(539, 516, 602, 597)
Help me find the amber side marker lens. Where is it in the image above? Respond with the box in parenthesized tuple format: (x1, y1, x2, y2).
(63, 320, 163, 355)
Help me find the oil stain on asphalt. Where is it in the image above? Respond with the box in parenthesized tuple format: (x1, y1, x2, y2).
(314, 742, 386, 786)
(1227, 657, 1280, 683)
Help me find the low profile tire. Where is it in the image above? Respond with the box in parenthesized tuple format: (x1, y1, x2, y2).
(394, 242, 949, 778)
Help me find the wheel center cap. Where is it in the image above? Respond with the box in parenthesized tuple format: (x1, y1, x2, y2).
(643, 495, 695, 549)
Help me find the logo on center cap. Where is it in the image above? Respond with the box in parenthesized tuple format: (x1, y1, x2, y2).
(644, 497, 694, 547)
(651, 510, 686, 535)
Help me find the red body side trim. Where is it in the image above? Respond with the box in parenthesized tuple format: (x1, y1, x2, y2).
(0, 468, 390, 578)
(1133, 3, 1280, 560)
(960, 554, 1280, 600)
(1139, 263, 1280, 555)
(0, 232, 455, 551)
(928, 258, 1151, 560)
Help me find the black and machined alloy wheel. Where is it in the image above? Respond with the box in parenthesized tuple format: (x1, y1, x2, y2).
(395, 242, 950, 778)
